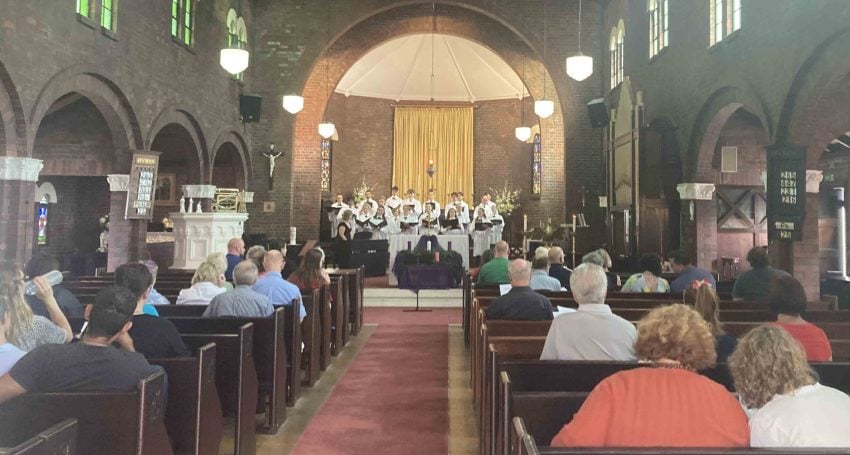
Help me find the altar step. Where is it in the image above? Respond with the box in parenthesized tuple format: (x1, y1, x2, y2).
(363, 288, 463, 308)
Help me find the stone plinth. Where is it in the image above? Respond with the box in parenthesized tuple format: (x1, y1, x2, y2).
(170, 212, 249, 270)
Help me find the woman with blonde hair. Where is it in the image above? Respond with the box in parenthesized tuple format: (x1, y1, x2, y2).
(729, 325, 850, 447)
(0, 262, 72, 352)
(684, 282, 737, 362)
(205, 252, 234, 290)
(551, 304, 748, 447)
(176, 261, 227, 305)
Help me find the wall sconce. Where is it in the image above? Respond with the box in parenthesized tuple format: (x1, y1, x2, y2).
(427, 160, 437, 178)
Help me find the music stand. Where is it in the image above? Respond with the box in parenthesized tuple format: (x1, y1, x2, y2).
(403, 259, 432, 313)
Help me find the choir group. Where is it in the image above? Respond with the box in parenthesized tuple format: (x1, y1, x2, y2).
(327, 186, 504, 256)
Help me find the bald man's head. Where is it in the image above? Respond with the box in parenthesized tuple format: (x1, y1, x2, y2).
(227, 238, 245, 255)
(494, 240, 509, 258)
(509, 259, 532, 285)
(263, 250, 284, 273)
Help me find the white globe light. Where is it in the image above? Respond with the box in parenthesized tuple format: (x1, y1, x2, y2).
(220, 48, 250, 75)
(282, 95, 304, 114)
(318, 122, 336, 139)
(566, 53, 593, 81)
(534, 100, 555, 119)
(515, 126, 532, 142)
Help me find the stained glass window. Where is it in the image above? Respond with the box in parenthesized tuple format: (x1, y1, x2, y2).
(101, 0, 114, 30)
(76, 0, 91, 18)
(648, 0, 669, 58)
(183, 0, 193, 46)
(321, 139, 332, 193)
(532, 133, 542, 195)
(710, 0, 742, 46)
(171, 0, 180, 38)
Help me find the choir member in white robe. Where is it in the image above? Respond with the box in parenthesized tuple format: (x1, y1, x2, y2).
(329, 194, 349, 238)
(402, 189, 422, 217)
(440, 207, 464, 235)
(399, 205, 420, 235)
(354, 205, 373, 235)
(419, 203, 440, 236)
(357, 190, 378, 216)
(475, 193, 497, 218)
(386, 206, 403, 235)
(472, 207, 493, 257)
(385, 186, 403, 212)
(369, 206, 389, 240)
(423, 189, 442, 218)
(489, 205, 504, 245)
(456, 191, 471, 232)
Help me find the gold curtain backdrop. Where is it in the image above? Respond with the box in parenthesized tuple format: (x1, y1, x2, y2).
(392, 106, 474, 208)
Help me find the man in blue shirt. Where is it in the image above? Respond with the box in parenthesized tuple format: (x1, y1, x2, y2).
(225, 238, 245, 282)
(253, 250, 305, 320)
(668, 249, 716, 294)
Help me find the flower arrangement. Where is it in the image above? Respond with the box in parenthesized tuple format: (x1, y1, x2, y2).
(351, 177, 374, 206)
(490, 183, 521, 215)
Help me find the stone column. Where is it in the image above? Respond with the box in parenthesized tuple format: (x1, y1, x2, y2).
(106, 174, 147, 271)
(0, 157, 43, 263)
(677, 183, 716, 271)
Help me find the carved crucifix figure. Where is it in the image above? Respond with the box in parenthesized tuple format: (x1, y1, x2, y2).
(261, 144, 282, 190)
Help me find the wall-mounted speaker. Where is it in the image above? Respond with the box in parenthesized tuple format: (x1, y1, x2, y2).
(721, 146, 738, 173)
(239, 95, 262, 123)
(586, 98, 609, 128)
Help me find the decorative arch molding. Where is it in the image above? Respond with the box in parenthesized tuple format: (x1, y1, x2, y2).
(146, 107, 209, 180)
(209, 129, 252, 189)
(777, 26, 850, 166)
(28, 66, 143, 161)
(688, 86, 771, 182)
(0, 59, 27, 157)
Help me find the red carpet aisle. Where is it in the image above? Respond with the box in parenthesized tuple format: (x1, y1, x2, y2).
(290, 307, 459, 455)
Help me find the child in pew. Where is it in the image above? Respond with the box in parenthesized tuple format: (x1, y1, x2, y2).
(551, 304, 749, 448)
(204, 261, 274, 318)
(728, 325, 850, 448)
(115, 263, 190, 359)
(0, 286, 163, 404)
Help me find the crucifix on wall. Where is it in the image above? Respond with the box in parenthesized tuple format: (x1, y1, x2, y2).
(261, 143, 282, 190)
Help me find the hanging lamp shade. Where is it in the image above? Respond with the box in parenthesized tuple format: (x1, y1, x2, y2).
(515, 126, 532, 142)
(220, 48, 250, 74)
(566, 53, 593, 81)
(318, 122, 336, 139)
(282, 95, 304, 114)
(534, 100, 555, 119)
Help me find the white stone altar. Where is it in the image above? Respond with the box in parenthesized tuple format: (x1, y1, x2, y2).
(388, 234, 469, 286)
(170, 212, 249, 270)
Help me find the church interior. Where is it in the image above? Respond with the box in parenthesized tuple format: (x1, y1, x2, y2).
(1, 0, 850, 454)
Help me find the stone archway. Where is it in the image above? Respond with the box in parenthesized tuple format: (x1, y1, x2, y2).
(210, 129, 251, 190)
(146, 107, 208, 178)
(149, 122, 206, 219)
(0, 59, 26, 157)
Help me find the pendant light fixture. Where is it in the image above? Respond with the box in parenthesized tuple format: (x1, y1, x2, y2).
(534, 0, 555, 119)
(282, 15, 304, 114)
(220, 0, 250, 74)
(515, 3, 531, 143)
(566, 0, 593, 82)
(318, 0, 335, 139)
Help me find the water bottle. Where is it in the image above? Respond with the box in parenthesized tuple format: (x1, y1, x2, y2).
(24, 270, 63, 296)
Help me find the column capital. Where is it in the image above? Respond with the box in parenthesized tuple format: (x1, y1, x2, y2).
(806, 170, 823, 194)
(676, 183, 716, 200)
(0, 157, 43, 182)
(106, 174, 130, 192)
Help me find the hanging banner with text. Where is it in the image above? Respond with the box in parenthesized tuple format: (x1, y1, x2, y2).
(767, 144, 806, 241)
(125, 151, 161, 220)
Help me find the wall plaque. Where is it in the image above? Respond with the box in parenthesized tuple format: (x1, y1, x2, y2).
(767, 145, 805, 241)
(125, 151, 161, 220)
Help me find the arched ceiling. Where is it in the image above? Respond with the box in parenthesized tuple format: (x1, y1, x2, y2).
(335, 33, 527, 102)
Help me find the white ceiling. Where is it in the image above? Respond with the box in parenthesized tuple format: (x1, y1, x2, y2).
(335, 34, 527, 102)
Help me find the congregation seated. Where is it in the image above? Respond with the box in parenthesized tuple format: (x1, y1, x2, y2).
(205, 252, 234, 291)
(530, 250, 562, 291)
(540, 263, 636, 361)
(547, 246, 571, 290)
(0, 299, 24, 376)
(620, 252, 670, 293)
(685, 282, 736, 363)
(176, 262, 227, 305)
(246, 244, 266, 274)
(728, 325, 850, 448)
(115, 263, 190, 359)
(768, 275, 832, 361)
(287, 248, 331, 293)
(253, 250, 306, 320)
(24, 253, 84, 318)
(732, 246, 790, 301)
(551, 304, 749, 447)
(225, 237, 245, 281)
(582, 249, 620, 290)
(477, 240, 510, 285)
(138, 260, 167, 315)
(0, 262, 71, 352)
(204, 260, 274, 318)
(268, 240, 297, 278)
(668, 249, 716, 293)
(0, 286, 162, 405)
(484, 259, 553, 321)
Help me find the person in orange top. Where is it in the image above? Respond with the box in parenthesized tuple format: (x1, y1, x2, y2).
(551, 304, 749, 448)
(767, 275, 832, 362)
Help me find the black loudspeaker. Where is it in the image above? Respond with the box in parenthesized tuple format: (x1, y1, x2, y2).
(586, 98, 609, 128)
(239, 95, 262, 123)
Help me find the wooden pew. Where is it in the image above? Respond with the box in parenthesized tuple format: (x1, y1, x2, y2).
(150, 343, 223, 455)
(327, 267, 364, 336)
(169, 312, 288, 435)
(329, 276, 348, 355)
(300, 289, 321, 386)
(0, 418, 77, 455)
(181, 325, 257, 455)
(317, 284, 333, 371)
(0, 372, 172, 455)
